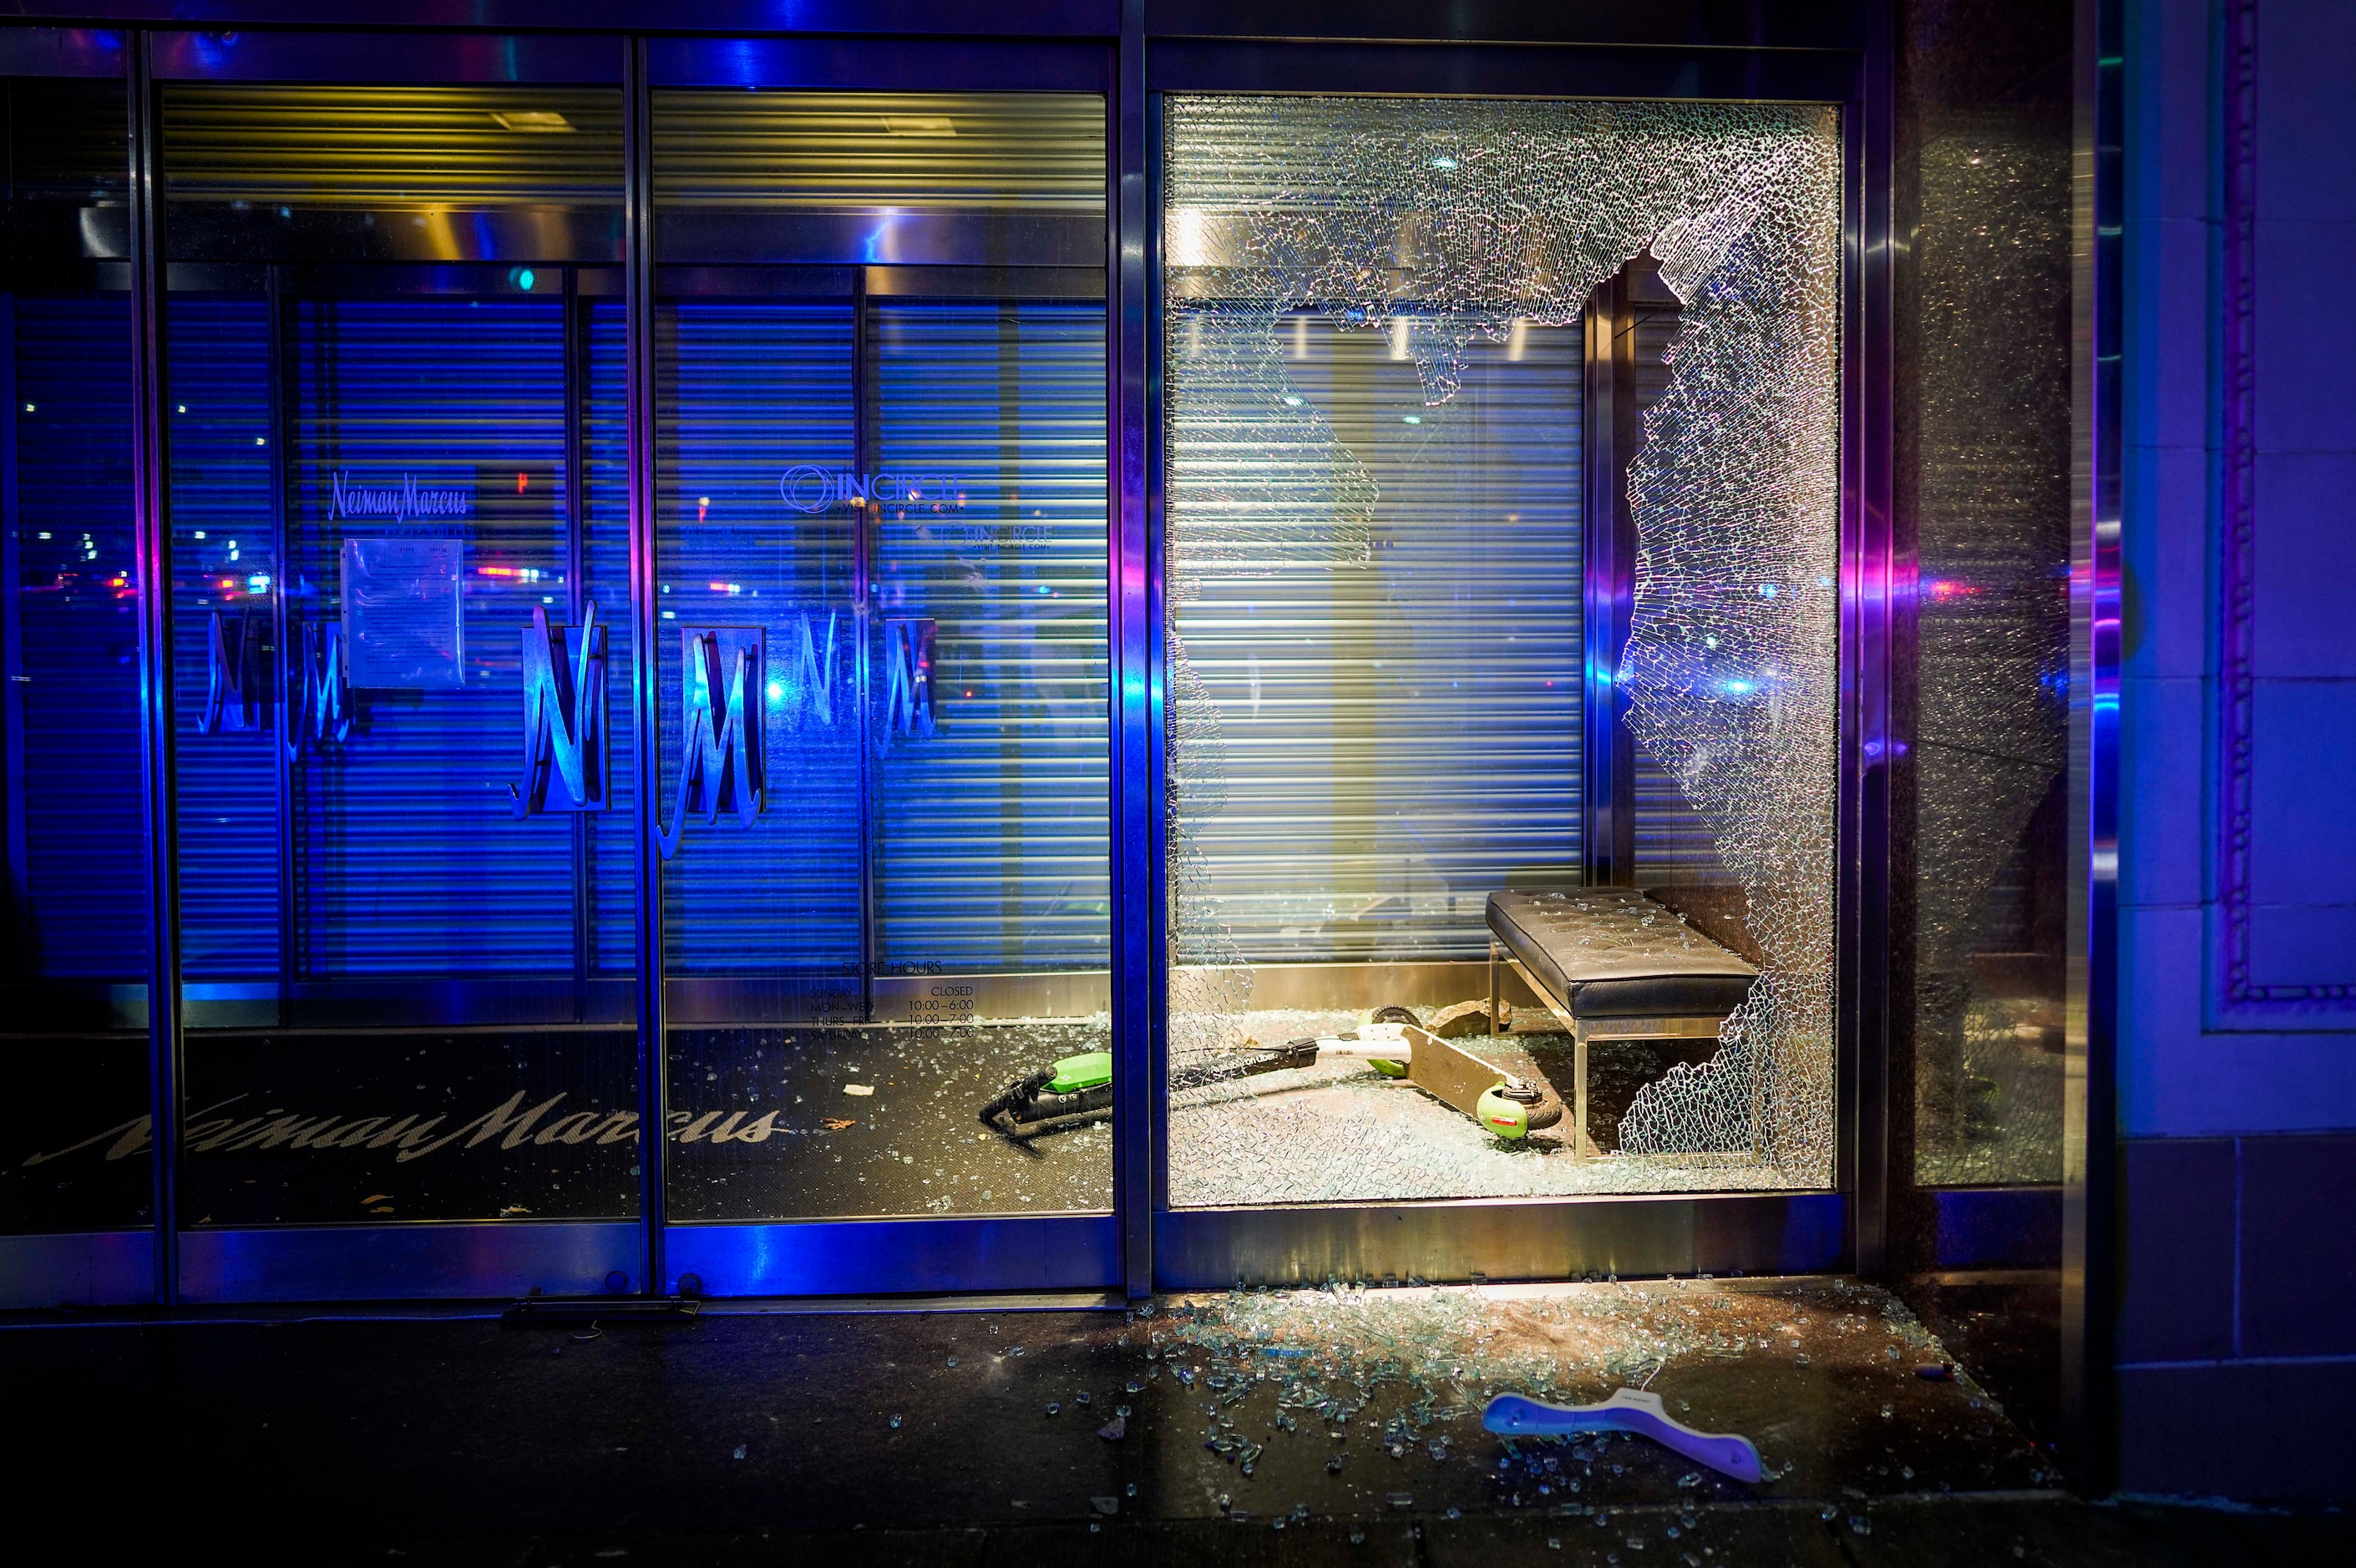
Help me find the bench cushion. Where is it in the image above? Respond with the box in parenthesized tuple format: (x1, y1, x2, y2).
(1487, 888, 1758, 1019)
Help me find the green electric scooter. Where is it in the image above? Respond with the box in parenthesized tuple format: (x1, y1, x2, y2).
(979, 1050, 1116, 1140)
(979, 1009, 1563, 1142)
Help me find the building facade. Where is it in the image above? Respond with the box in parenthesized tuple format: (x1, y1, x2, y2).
(2112, 0, 2356, 1501)
(3, 0, 2341, 1501)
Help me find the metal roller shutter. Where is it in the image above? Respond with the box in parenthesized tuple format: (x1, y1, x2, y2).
(581, 301, 638, 979)
(1169, 309, 1583, 963)
(655, 293, 1110, 979)
(170, 291, 639, 988)
(870, 298, 1109, 974)
(1626, 308, 1730, 886)
(650, 91, 1103, 213)
(286, 296, 588, 979)
(168, 294, 281, 984)
(655, 296, 864, 978)
(8, 294, 146, 980)
(1633, 742, 1726, 883)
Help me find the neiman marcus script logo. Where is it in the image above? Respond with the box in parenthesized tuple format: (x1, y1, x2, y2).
(329, 470, 474, 522)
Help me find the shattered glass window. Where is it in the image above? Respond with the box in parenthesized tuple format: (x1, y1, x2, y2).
(1163, 95, 1843, 1203)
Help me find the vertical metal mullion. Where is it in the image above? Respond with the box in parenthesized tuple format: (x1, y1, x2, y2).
(565, 264, 590, 1019)
(1580, 296, 1602, 882)
(2, 296, 26, 914)
(2061, 0, 2124, 1492)
(128, 32, 182, 1302)
(266, 266, 296, 1024)
(1883, 10, 1926, 1285)
(1581, 282, 1629, 887)
(852, 266, 875, 1024)
(623, 38, 666, 1295)
(1846, 14, 1898, 1280)
(1606, 286, 1639, 882)
(1116, 5, 1156, 1297)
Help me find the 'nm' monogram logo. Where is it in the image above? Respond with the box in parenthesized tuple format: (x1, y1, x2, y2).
(200, 610, 268, 735)
(199, 609, 352, 756)
(879, 617, 937, 751)
(509, 601, 608, 816)
(282, 622, 352, 756)
(656, 626, 764, 860)
(561, 612, 935, 858)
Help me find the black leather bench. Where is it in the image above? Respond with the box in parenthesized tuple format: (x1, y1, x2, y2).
(1486, 888, 1759, 1159)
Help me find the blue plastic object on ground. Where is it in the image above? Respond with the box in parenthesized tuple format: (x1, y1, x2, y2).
(1482, 1388, 1764, 1483)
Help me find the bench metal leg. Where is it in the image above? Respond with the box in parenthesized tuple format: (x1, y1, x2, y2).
(1487, 940, 1500, 1034)
(1495, 943, 1593, 1160)
(1572, 1022, 1589, 1162)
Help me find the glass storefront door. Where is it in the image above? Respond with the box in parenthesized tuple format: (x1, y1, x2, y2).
(646, 57, 1115, 1295)
(130, 36, 1117, 1302)
(159, 50, 641, 1299)
(0, 40, 155, 1306)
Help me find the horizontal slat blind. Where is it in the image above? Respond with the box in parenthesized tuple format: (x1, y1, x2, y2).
(582, 300, 637, 978)
(1169, 309, 1583, 963)
(289, 296, 593, 978)
(168, 294, 281, 982)
(655, 298, 863, 977)
(8, 295, 146, 979)
(871, 298, 1109, 973)
(653, 92, 1103, 212)
(163, 86, 623, 210)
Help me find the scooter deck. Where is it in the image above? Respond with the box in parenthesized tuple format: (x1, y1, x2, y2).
(1397, 1024, 1564, 1131)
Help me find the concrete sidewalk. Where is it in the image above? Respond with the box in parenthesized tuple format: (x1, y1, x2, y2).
(94, 1500, 2356, 1566)
(8, 1282, 2338, 1563)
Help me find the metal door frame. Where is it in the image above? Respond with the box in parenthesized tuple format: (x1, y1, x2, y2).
(639, 34, 1122, 1299)
(134, 28, 1127, 1303)
(0, 26, 160, 1309)
(144, 28, 639, 1304)
(0, 18, 1136, 1309)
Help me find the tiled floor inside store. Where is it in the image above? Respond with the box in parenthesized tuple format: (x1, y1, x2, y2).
(667, 1008, 1820, 1220)
(13, 1275, 2347, 1562)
